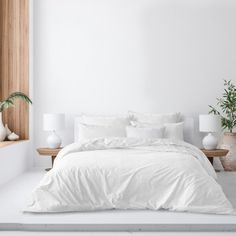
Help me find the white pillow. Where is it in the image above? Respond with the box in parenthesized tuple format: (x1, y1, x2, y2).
(164, 122, 184, 140)
(128, 111, 181, 125)
(82, 115, 130, 126)
(130, 121, 184, 141)
(126, 126, 164, 139)
(79, 123, 126, 141)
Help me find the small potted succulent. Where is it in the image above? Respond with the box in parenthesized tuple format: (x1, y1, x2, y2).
(0, 92, 32, 141)
(209, 80, 236, 170)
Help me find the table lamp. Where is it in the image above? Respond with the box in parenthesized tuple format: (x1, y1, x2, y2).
(43, 113, 65, 148)
(199, 114, 221, 150)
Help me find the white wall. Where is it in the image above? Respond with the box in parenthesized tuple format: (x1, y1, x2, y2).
(0, 141, 32, 186)
(33, 0, 236, 167)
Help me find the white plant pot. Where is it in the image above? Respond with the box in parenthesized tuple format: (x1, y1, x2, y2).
(0, 112, 6, 142)
(220, 132, 236, 171)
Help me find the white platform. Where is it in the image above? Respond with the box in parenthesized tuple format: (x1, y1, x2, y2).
(0, 169, 236, 232)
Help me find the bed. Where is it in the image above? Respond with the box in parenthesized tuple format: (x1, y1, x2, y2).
(26, 112, 235, 214)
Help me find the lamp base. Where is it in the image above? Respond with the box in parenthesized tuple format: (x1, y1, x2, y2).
(47, 131, 61, 149)
(202, 133, 218, 150)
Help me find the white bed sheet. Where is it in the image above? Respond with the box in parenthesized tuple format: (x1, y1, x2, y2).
(26, 138, 234, 214)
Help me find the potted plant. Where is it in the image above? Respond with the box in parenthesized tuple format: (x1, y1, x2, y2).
(209, 80, 236, 171)
(0, 92, 32, 141)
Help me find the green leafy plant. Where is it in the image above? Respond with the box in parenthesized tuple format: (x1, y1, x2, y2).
(0, 92, 32, 112)
(209, 80, 236, 132)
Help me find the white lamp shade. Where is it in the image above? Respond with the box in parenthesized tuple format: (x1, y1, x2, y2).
(199, 114, 221, 133)
(43, 113, 65, 131)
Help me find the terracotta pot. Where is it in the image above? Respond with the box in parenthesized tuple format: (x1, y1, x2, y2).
(220, 132, 236, 171)
(0, 112, 6, 141)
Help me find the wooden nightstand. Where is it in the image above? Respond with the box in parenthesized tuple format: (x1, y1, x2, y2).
(201, 149, 229, 166)
(37, 147, 62, 171)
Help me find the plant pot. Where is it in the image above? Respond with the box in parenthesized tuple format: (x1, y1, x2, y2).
(220, 132, 236, 171)
(0, 112, 6, 141)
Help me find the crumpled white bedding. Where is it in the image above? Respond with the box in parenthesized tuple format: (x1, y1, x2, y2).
(26, 138, 234, 214)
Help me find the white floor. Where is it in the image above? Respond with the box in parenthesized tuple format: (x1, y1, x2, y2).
(2, 233, 236, 236)
(0, 169, 236, 234)
(1, 232, 236, 236)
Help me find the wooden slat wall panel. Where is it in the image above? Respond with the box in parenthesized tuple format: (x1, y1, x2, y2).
(0, 0, 29, 140)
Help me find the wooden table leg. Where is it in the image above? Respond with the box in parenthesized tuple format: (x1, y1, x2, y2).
(51, 155, 56, 166)
(207, 156, 220, 172)
(45, 155, 56, 172)
(207, 156, 213, 165)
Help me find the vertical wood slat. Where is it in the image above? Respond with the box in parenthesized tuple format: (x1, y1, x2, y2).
(0, 0, 29, 140)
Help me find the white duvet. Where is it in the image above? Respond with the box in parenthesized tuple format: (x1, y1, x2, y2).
(27, 138, 234, 214)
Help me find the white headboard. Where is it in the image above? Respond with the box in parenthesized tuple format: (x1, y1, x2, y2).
(74, 116, 82, 143)
(182, 116, 195, 144)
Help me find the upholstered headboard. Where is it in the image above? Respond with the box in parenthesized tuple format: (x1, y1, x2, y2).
(182, 116, 195, 144)
(74, 116, 82, 143)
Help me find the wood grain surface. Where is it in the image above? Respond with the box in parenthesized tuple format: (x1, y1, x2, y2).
(0, 0, 29, 140)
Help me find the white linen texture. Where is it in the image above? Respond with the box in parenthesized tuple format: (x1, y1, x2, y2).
(126, 126, 164, 139)
(81, 115, 130, 126)
(77, 115, 129, 141)
(26, 138, 234, 214)
(128, 111, 181, 125)
(164, 122, 184, 140)
(130, 121, 184, 141)
(78, 123, 126, 140)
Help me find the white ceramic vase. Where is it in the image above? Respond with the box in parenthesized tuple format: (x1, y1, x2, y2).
(220, 132, 236, 171)
(202, 133, 218, 150)
(47, 131, 61, 148)
(0, 112, 6, 141)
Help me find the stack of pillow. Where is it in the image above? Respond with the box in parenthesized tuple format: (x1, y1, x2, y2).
(78, 111, 184, 142)
(78, 115, 129, 140)
(127, 111, 183, 140)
